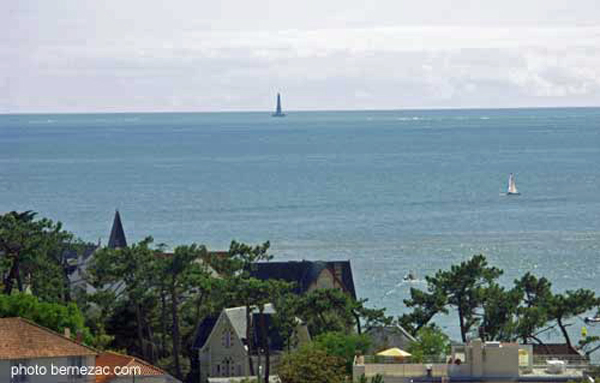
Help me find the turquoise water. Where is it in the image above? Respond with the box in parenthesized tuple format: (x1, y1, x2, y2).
(2, 108, 599, 340)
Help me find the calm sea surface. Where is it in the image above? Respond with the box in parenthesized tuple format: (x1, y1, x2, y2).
(2, 108, 599, 341)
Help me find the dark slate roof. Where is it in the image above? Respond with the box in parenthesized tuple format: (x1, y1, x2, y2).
(108, 210, 127, 249)
(192, 314, 219, 350)
(248, 260, 357, 299)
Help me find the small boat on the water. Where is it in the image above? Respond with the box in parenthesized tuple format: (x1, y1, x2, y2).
(272, 93, 285, 117)
(506, 173, 520, 196)
(403, 272, 416, 282)
(584, 316, 600, 324)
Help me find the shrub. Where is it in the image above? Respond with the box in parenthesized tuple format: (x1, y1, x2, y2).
(279, 343, 346, 383)
(314, 331, 371, 374)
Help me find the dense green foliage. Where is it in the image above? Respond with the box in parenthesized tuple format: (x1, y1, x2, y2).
(278, 344, 346, 383)
(2, 211, 600, 383)
(407, 326, 450, 362)
(314, 331, 371, 373)
(400, 255, 503, 342)
(286, 288, 392, 338)
(87, 238, 231, 381)
(0, 211, 75, 302)
(0, 293, 100, 346)
(399, 254, 600, 349)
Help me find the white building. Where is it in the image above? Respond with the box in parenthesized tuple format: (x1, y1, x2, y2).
(354, 339, 593, 383)
(196, 304, 310, 383)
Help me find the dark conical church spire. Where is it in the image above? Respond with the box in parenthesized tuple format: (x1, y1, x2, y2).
(108, 210, 127, 249)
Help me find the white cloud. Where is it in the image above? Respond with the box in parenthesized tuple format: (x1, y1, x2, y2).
(3, 8, 600, 112)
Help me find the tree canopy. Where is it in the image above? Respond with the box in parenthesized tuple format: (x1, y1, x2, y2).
(0, 293, 102, 346)
(0, 211, 75, 302)
(313, 331, 371, 374)
(400, 254, 600, 349)
(278, 344, 346, 383)
(2, 211, 600, 383)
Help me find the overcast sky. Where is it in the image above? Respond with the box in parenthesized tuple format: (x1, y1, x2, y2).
(3, 0, 600, 113)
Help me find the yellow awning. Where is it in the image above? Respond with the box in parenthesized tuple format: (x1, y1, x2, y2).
(376, 348, 412, 357)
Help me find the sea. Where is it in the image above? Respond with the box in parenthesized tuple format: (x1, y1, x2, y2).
(1, 108, 599, 343)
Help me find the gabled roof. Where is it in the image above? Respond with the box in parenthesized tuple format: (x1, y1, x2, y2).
(224, 304, 276, 343)
(248, 260, 357, 299)
(195, 304, 277, 351)
(96, 351, 176, 383)
(108, 210, 127, 249)
(365, 324, 417, 343)
(192, 314, 219, 350)
(0, 318, 97, 360)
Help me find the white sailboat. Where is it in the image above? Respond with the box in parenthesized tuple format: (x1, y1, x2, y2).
(506, 173, 520, 196)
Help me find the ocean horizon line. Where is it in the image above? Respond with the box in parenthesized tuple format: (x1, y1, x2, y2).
(2, 105, 600, 117)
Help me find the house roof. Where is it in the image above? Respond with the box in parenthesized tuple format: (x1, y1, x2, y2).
(108, 210, 127, 249)
(195, 304, 278, 351)
(0, 318, 97, 360)
(95, 351, 173, 383)
(192, 314, 219, 350)
(365, 324, 417, 343)
(532, 343, 585, 357)
(156, 252, 220, 278)
(248, 260, 357, 299)
(63, 243, 99, 275)
(224, 304, 276, 343)
(63, 243, 99, 261)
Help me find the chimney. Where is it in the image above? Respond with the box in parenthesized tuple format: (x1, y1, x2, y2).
(64, 328, 71, 339)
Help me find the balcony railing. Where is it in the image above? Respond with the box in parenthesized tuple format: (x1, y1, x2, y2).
(361, 355, 450, 365)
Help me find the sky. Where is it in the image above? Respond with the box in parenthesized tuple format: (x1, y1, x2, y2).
(2, 0, 600, 113)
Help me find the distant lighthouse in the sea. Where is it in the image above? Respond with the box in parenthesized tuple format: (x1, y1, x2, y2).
(272, 93, 285, 117)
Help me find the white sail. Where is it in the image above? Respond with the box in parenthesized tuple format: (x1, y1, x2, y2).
(507, 174, 518, 194)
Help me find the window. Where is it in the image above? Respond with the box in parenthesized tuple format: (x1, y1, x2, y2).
(519, 349, 530, 367)
(221, 357, 233, 376)
(10, 360, 29, 383)
(222, 328, 233, 348)
(225, 330, 232, 348)
(225, 358, 231, 376)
